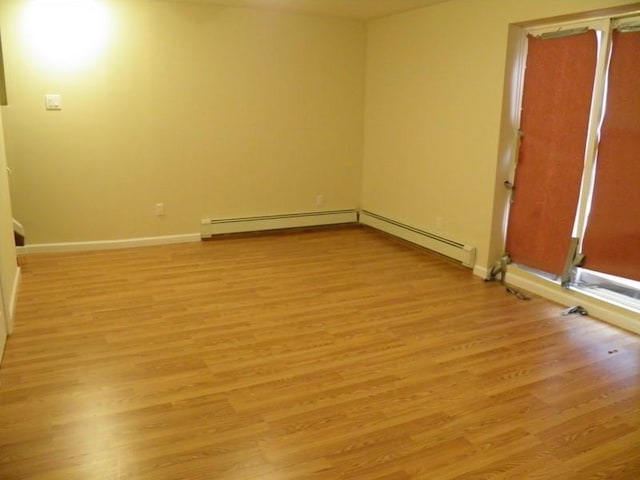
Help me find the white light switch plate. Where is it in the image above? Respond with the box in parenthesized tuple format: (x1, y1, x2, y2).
(45, 94, 62, 110)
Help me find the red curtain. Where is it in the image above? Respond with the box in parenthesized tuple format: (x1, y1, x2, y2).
(582, 30, 640, 282)
(505, 32, 597, 275)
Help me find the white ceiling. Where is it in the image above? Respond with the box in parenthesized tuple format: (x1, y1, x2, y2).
(164, 0, 451, 19)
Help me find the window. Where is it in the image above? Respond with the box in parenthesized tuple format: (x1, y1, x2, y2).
(505, 14, 640, 312)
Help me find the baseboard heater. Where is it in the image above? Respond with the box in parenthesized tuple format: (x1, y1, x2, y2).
(360, 210, 476, 267)
(201, 209, 358, 238)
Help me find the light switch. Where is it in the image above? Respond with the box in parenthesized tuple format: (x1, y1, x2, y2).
(45, 94, 62, 111)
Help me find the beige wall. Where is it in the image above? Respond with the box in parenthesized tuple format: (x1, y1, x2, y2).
(1, 0, 637, 267)
(0, 0, 365, 244)
(0, 108, 17, 345)
(362, 0, 639, 270)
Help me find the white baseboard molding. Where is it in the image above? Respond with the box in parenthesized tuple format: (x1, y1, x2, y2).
(473, 265, 491, 280)
(17, 233, 201, 255)
(359, 210, 476, 267)
(7, 266, 21, 335)
(505, 266, 640, 335)
(201, 210, 358, 238)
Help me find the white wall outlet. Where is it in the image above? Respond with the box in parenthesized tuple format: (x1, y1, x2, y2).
(435, 216, 444, 230)
(155, 203, 165, 216)
(316, 194, 324, 207)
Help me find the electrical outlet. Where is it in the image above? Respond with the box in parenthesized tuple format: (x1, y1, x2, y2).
(436, 216, 443, 230)
(155, 203, 165, 216)
(316, 194, 324, 207)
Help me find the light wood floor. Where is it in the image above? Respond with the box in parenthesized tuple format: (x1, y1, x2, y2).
(1, 226, 639, 479)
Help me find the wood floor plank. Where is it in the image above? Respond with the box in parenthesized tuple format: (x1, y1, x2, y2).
(1, 226, 639, 479)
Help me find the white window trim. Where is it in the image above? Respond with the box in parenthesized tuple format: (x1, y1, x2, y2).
(498, 8, 640, 331)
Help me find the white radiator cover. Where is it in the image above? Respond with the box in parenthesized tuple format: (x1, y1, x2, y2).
(201, 210, 358, 238)
(360, 210, 476, 267)
(201, 209, 475, 268)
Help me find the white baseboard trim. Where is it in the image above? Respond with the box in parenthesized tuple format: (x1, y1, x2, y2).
(7, 266, 20, 335)
(17, 233, 201, 255)
(473, 265, 490, 280)
(505, 266, 640, 335)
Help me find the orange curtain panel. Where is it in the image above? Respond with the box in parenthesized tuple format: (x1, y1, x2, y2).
(582, 30, 640, 282)
(505, 32, 597, 276)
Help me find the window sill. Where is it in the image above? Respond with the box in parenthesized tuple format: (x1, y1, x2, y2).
(504, 264, 640, 335)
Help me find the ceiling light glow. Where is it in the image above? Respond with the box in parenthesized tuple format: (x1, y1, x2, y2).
(20, 0, 113, 72)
